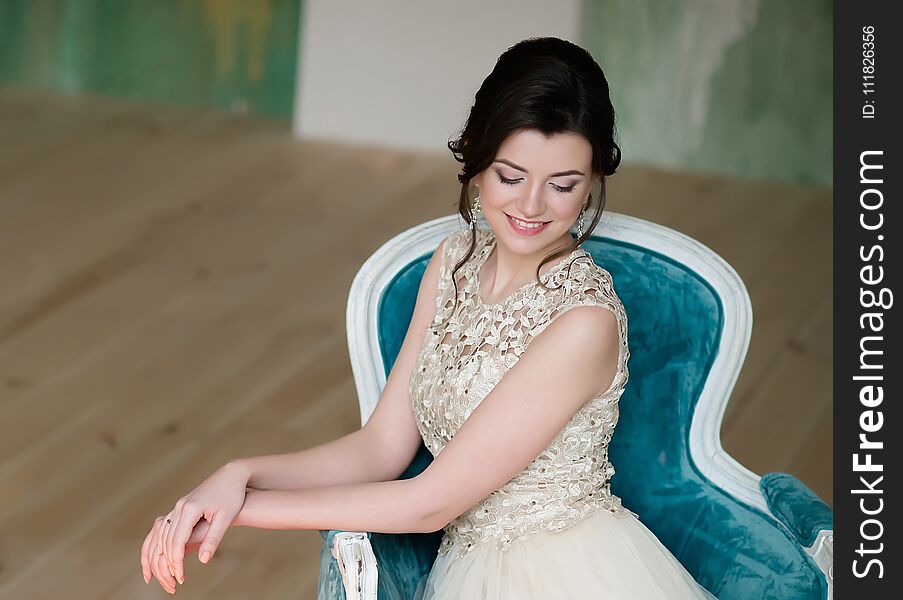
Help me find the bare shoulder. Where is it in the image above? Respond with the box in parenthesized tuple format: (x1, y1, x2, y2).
(527, 299, 622, 397)
(541, 303, 619, 346)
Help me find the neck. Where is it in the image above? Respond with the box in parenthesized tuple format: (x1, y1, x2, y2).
(482, 229, 575, 294)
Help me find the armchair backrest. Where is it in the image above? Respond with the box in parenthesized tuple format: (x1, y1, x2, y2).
(346, 214, 828, 599)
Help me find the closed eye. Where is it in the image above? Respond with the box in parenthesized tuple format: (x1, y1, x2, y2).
(497, 173, 521, 186)
(497, 173, 577, 194)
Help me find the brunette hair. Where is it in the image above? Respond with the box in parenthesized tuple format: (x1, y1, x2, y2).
(439, 36, 621, 325)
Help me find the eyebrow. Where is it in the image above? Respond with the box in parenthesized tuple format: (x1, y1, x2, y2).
(493, 158, 585, 178)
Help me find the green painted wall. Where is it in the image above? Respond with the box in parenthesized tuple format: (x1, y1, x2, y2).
(0, 0, 301, 117)
(581, 0, 832, 186)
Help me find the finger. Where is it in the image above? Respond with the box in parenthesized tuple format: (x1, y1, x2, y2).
(197, 512, 229, 566)
(140, 525, 157, 584)
(149, 538, 164, 588)
(157, 523, 167, 585)
(186, 517, 211, 554)
(156, 552, 178, 594)
(164, 505, 184, 581)
(169, 496, 187, 583)
(151, 541, 177, 594)
(171, 505, 202, 583)
(162, 512, 173, 576)
(158, 515, 175, 585)
(157, 513, 171, 556)
(144, 517, 166, 583)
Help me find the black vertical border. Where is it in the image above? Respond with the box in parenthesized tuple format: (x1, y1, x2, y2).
(835, 0, 900, 596)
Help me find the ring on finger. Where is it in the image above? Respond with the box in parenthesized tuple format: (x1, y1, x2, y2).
(163, 513, 178, 574)
(157, 515, 172, 554)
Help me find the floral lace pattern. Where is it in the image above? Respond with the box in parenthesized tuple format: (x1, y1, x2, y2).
(409, 227, 637, 559)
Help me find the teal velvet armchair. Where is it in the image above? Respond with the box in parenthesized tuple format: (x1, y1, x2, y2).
(318, 213, 833, 600)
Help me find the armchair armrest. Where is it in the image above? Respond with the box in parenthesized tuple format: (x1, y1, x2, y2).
(759, 472, 833, 546)
(318, 528, 444, 600)
(760, 472, 833, 594)
(318, 530, 377, 600)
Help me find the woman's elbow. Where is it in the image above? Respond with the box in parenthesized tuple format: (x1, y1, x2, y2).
(418, 508, 451, 534)
(409, 476, 454, 533)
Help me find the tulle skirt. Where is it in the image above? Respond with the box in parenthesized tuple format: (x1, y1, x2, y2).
(413, 508, 717, 600)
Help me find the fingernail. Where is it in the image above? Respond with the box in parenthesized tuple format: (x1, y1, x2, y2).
(176, 573, 184, 585)
(200, 551, 211, 563)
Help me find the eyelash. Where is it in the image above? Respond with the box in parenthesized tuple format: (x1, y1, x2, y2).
(497, 173, 576, 194)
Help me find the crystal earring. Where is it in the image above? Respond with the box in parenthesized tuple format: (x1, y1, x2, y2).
(470, 195, 482, 229)
(575, 207, 587, 237)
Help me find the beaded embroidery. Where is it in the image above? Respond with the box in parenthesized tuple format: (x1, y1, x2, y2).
(409, 228, 637, 559)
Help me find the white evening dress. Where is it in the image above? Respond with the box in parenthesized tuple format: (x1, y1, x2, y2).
(408, 228, 717, 600)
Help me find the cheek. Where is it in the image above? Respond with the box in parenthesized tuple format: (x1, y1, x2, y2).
(480, 184, 514, 207)
(548, 198, 584, 220)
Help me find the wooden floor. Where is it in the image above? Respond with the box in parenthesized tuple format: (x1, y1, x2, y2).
(0, 86, 831, 598)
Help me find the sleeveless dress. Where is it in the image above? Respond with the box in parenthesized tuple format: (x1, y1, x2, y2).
(408, 227, 717, 600)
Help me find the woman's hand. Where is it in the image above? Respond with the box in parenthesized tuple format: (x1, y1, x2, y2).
(141, 516, 211, 593)
(140, 461, 250, 591)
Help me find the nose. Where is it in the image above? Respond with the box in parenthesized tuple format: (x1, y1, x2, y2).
(515, 184, 547, 220)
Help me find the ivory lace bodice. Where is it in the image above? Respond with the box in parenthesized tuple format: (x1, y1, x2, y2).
(409, 227, 637, 559)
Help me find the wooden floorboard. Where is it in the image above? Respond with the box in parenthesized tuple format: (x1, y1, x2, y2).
(0, 86, 832, 598)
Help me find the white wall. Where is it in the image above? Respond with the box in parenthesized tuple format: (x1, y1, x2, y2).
(293, 0, 582, 154)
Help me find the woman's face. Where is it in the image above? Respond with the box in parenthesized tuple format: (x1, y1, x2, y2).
(473, 128, 596, 255)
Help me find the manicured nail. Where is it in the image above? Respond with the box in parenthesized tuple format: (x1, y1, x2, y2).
(200, 551, 211, 563)
(176, 573, 184, 585)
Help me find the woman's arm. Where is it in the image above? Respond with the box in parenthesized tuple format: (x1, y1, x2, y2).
(231, 477, 435, 533)
(228, 304, 620, 536)
(229, 428, 400, 492)
(229, 237, 449, 493)
(160, 236, 453, 584)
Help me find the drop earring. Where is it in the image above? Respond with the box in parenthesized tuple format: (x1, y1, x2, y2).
(575, 194, 592, 237)
(470, 195, 482, 230)
(575, 206, 587, 237)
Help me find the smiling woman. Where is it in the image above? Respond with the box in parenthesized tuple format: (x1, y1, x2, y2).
(400, 38, 714, 598)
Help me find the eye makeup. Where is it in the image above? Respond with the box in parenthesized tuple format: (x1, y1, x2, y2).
(495, 170, 577, 193)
